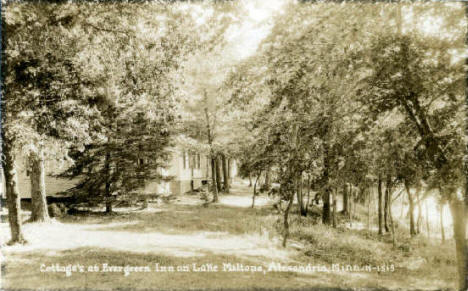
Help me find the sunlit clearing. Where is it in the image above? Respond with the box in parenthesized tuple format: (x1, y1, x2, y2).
(421, 196, 452, 226)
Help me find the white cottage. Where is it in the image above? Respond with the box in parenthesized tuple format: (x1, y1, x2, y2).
(4, 147, 237, 199)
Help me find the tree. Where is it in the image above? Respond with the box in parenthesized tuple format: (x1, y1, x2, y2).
(2, 3, 107, 232)
(221, 153, 230, 193)
(358, 24, 466, 288)
(54, 3, 216, 210)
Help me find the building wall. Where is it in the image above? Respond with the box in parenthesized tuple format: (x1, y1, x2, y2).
(139, 149, 210, 195)
(165, 150, 209, 195)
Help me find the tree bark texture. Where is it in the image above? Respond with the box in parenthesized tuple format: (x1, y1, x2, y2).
(404, 179, 416, 237)
(105, 150, 112, 213)
(2, 136, 26, 244)
(378, 176, 383, 235)
(210, 157, 218, 202)
(448, 199, 467, 291)
(221, 154, 229, 193)
(215, 156, 223, 192)
(29, 147, 50, 222)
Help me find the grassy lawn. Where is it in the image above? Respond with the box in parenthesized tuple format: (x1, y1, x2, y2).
(0, 182, 457, 290)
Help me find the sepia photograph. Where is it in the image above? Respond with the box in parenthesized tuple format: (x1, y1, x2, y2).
(0, 0, 466, 290)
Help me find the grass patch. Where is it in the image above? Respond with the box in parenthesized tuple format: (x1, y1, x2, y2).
(60, 203, 278, 236)
(2, 247, 318, 290)
(283, 203, 457, 290)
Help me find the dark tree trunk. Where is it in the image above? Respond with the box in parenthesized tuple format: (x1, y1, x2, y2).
(305, 175, 311, 214)
(221, 154, 229, 193)
(367, 186, 372, 232)
(29, 147, 49, 222)
(384, 175, 390, 233)
(282, 190, 294, 247)
(296, 174, 306, 216)
(386, 178, 395, 246)
(342, 183, 349, 215)
(322, 188, 331, 225)
(448, 199, 467, 291)
(404, 179, 416, 237)
(204, 104, 218, 203)
(378, 176, 383, 235)
(248, 173, 252, 187)
(295, 177, 301, 214)
(215, 156, 223, 192)
(251, 172, 261, 208)
(322, 137, 331, 225)
(2, 137, 26, 244)
(210, 157, 218, 202)
(332, 188, 337, 228)
(190, 155, 194, 192)
(105, 150, 112, 213)
(227, 158, 232, 183)
(314, 193, 320, 205)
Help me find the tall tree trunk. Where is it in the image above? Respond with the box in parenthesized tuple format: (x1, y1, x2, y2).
(332, 188, 337, 228)
(322, 187, 331, 225)
(448, 198, 467, 291)
(305, 175, 311, 214)
(215, 156, 223, 192)
(204, 103, 218, 203)
(190, 154, 194, 192)
(378, 176, 383, 235)
(342, 183, 349, 215)
(367, 186, 372, 233)
(322, 138, 331, 225)
(29, 147, 49, 222)
(295, 177, 301, 215)
(387, 179, 396, 246)
(221, 154, 229, 193)
(251, 172, 261, 208)
(105, 150, 112, 213)
(296, 173, 306, 216)
(404, 179, 416, 237)
(384, 175, 390, 233)
(414, 184, 422, 234)
(465, 5, 468, 286)
(210, 157, 218, 202)
(2, 137, 26, 244)
(282, 190, 294, 247)
(227, 158, 232, 183)
(349, 185, 353, 224)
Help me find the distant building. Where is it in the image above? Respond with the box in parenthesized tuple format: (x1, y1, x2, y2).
(140, 147, 237, 195)
(3, 147, 237, 199)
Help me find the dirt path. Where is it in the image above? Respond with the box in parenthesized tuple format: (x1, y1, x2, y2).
(0, 181, 294, 262)
(0, 221, 292, 260)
